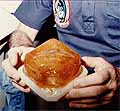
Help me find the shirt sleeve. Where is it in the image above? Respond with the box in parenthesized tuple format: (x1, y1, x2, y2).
(14, 0, 53, 30)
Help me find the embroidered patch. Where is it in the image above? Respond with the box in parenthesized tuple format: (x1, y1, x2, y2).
(53, 0, 70, 28)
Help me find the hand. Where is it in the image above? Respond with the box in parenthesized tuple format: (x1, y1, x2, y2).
(2, 46, 34, 92)
(65, 56, 119, 108)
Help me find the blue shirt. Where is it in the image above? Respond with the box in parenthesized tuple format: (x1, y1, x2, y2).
(0, 68, 25, 111)
(15, 0, 120, 67)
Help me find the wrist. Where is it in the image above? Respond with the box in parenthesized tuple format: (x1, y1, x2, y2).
(9, 30, 34, 48)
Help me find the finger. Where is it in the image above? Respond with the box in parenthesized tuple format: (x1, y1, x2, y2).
(8, 47, 33, 65)
(18, 79, 27, 87)
(82, 56, 116, 76)
(69, 101, 110, 108)
(21, 47, 34, 61)
(74, 70, 110, 88)
(65, 85, 107, 99)
(102, 91, 114, 101)
(12, 79, 27, 87)
(2, 59, 20, 81)
(12, 82, 30, 93)
(82, 56, 102, 68)
(70, 99, 98, 104)
(8, 47, 23, 66)
(68, 91, 113, 104)
(2, 59, 28, 87)
(82, 56, 108, 71)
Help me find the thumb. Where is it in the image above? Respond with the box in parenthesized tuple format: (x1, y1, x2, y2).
(21, 47, 35, 61)
(7, 47, 23, 66)
(82, 56, 105, 69)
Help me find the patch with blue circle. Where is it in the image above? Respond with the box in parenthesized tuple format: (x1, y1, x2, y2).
(53, 0, 70, 28)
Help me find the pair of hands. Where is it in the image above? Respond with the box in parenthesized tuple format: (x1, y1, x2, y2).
(2, 46, 119, 108)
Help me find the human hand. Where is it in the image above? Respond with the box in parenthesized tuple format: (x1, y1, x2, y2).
(65, 56, 119, 108)
(2, 46, 34, 92)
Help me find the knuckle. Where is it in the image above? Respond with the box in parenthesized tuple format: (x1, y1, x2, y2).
(108, 80, 117, 91)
